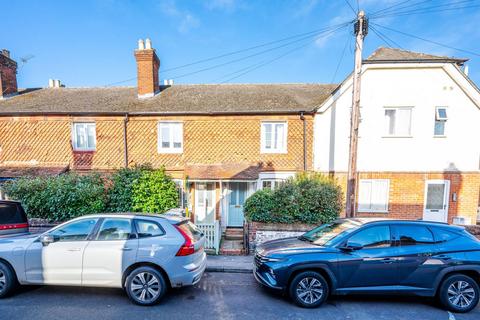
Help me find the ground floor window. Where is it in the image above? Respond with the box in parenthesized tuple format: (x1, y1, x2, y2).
(358, 179, 390, 213)
(261, 179, 284, 191)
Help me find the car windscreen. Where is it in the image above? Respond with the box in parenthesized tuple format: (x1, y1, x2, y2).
(177, 221, 202, 242)
(0, 203, 27, 225)
(300, 220, 364, 246)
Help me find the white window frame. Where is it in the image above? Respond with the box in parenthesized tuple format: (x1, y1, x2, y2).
(434, 106, 448, 137)
(357, 179, 390, 213)
(260, 121, 287, 154)
(72, 122, 96, 151)
(383, 107, 413, 137)
(261, 179, 284, 191)
(157, 121, 183, 154)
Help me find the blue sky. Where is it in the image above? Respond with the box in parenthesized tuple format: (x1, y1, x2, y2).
(2, 0, 480, 88)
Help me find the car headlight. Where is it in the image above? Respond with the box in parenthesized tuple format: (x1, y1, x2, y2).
(264, 257, 285, 262)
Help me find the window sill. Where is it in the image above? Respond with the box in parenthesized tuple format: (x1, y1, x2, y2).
(357, 209, 389, 214)
(381, 135, 413, 138)
(433, 135, 447, 138)
(73, 149, 96, 153)
(158, 149, 183, 154)
(260, 150, 288, 154)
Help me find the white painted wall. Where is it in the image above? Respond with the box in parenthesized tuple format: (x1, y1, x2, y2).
(314, 63, 480, 172)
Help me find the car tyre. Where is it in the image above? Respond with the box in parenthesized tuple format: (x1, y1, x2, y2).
(125, 266, 167, 306)
(0, 261, 16, 298)
(289, 271, 329, 308)
(439, 274, 479, 313)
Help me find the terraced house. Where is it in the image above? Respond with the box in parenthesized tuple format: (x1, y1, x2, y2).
(0, 40, 334, 248)
(0, 40, 479, 242)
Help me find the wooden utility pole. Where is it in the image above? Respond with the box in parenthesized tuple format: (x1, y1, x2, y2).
(346, 10, 368, 218)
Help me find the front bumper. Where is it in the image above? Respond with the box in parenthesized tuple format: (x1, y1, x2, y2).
(253, 265, 283, 290)
(170, 251, 207, 288)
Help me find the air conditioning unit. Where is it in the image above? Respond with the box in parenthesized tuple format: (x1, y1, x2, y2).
(453, 216, 470, 225)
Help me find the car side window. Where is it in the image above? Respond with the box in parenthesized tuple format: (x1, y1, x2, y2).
(135, 220, 165, 238)
(432, 227, 459, 243)
(347, 226, 391, 249)
(96, 218, 133, 241)
(49, 219, 98, 242)
(395, 225, 435, 246)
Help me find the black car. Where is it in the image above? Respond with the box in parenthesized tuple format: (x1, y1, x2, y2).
(0, 200, 29, 236)
(254, 218, 480, 313)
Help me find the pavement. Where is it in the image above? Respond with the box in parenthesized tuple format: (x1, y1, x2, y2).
(206, 255, 253, 273)
(0, 272, 478, 320)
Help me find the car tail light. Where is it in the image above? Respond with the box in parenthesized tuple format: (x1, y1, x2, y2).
(0, 222, 29, 230)
(174, 224, 195, 256)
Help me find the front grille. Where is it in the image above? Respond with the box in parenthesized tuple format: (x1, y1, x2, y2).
(254, 252, 269, 267)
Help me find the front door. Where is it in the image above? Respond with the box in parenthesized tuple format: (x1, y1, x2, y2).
(423, 180, 450, 223)
(195, 182, 216, 224)
(228, 182, 247, 227)
(25, 218, 99, 285)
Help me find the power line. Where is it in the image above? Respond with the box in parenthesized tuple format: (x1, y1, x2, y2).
(169, 22, 352, 80)
(343, 0, 357, 15)
(370, 0, 417, 16)
(371, 22, 480, 57)
(331, 33, 350, 83)
(161, 20, 353, 74)
(219, 25, 348, 83)
(103, 20, 353, 86)
(370, 0, 434, 17)
(373, 0, 477, 18)
(370, 25, 403, 49)
(371, 2, 480, 19)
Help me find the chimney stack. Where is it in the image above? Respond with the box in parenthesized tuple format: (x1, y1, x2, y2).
(0, 49, 18, 98)
(134, 38, 160, 99)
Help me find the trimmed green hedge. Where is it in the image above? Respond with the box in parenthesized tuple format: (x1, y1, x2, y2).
(2, 165, 179, 221)
(244, 172, 343, 224)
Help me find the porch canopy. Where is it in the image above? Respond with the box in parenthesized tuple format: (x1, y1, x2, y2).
(0, 165, 69, 178)
(184, 163, 261, 181)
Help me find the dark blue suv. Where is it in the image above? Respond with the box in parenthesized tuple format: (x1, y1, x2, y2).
(254, 218, 480, 313)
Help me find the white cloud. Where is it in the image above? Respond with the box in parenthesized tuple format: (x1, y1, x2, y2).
(158, 0, 200, 33)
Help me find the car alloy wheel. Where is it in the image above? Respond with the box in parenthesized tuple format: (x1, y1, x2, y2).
(130, 272, 161, 303)
(296, 277, 324, 305)
(0, 270, 5, 293)
(447, 280, 476, 309)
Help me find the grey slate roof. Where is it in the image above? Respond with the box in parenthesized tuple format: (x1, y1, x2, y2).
(0, 84, 337, 115)
(365, 47, 468, 65)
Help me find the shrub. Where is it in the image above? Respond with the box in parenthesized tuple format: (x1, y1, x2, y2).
(131, 167, 179, 213)
(106, 165, 150, 212)
(2, 173, 107, 221)
(244, 172, 343, 224)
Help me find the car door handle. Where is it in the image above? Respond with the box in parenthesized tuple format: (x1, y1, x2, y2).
(436, 255, 452, 260)
(121, 247, 133, 251)
(67, 248, 81, 252)
(381, 258, 395, 264)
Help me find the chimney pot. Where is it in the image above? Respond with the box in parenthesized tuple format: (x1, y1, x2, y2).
(168, 79, 174, 85)
(138, 39, 145, 50)
(1, 49, 10, 58)
(145, 38, 152, 50)
(48, 79, 55, 88)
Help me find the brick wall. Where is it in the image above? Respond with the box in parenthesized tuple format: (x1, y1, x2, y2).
(0, 53, 18, 97)
(0, 114, 313, 174)
(329, 171, 480, 224)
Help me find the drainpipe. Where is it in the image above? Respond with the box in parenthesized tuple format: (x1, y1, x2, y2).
(123, 114, 129, 168)
(300, 112, 307, 171)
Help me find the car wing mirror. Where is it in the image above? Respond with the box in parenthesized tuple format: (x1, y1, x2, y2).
(40, 234, 59, 246)
(340, 242, 363, 252)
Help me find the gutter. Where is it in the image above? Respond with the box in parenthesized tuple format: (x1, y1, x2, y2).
(0, 110, 316, 117)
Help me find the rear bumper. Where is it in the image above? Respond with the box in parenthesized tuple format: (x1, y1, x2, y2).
(169, 251, 207, 288)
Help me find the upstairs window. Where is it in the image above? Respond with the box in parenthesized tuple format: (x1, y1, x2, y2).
(434, 107, 448, 136)
(158, 122, 183, 153)
(73, 123, 96, 151)
(358, 179, 390, 213)
(261, 121, 287, 153)
(384, 107, 412, 137)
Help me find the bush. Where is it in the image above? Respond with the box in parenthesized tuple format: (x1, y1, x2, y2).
(2, 173, 107, 221)
(131, 168, 179, 213)
(244, 172, 343, 224)
(106, 165, 150, 212)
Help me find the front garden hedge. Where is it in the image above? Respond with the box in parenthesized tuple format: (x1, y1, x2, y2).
(244, 172, 343, 224)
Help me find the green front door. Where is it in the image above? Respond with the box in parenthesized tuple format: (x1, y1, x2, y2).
(228, 182, 247, 227)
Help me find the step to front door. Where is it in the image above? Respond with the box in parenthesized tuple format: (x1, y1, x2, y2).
(219, 239, 245, 256)
(225, 228, 244, 240)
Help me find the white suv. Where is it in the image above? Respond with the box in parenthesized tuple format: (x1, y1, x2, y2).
(0, 213, 207, 305)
